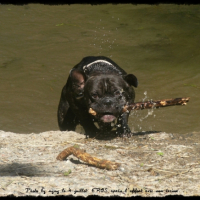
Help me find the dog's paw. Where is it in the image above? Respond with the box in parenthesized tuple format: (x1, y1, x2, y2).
(116, 125, 132, 138)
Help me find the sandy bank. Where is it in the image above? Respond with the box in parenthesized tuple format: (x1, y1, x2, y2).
(0, 130, 200, 197)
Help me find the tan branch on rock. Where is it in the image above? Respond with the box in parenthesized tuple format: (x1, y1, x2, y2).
(56, 145, 121, 170)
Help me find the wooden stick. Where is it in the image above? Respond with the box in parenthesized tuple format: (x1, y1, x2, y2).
(122, 97, 190, 112)
(56, 145, 120, 170)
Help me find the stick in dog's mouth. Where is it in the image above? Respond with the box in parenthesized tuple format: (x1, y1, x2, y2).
(89, 108, 97, 116)
(89, 106, 129, 116)
(122, 105, 129, 113)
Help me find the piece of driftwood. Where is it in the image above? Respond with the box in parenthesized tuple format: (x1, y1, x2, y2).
(122, 97, 190, 112)
(56, 145, 121, 170)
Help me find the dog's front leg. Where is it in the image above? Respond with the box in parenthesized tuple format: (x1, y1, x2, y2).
(117, 112, 132, 137)
(57, 99, 78, 131)
(79, 117, 99, 138)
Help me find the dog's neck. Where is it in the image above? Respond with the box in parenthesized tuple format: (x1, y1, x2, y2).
(83, 60, 122, 76)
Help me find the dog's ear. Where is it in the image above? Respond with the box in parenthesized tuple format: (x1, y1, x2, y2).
(70, 69, 86, 83)
(123, 74, 138, 88)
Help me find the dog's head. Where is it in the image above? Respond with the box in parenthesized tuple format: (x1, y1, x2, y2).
(84, 73, 138, 123)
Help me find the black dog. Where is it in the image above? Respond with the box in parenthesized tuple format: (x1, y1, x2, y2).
(57, 56, 138, 137)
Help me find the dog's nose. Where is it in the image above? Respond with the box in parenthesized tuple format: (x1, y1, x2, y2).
(104, 98, 112, 105)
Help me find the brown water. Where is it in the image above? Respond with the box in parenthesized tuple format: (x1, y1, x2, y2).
(0, 4, 199, 134)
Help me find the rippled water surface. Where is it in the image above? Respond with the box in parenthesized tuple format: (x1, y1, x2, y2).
(0, 4, 199, 134)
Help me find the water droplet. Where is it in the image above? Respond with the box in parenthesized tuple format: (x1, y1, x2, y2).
(148, 109, 153, 115)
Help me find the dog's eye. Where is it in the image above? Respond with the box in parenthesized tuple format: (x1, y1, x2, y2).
(73, 83, 80, 88)
(114, 90, 121, 96)
(91, 93, 98, 99)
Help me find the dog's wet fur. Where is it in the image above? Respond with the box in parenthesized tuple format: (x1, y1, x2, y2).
(57, 56, 138, 137)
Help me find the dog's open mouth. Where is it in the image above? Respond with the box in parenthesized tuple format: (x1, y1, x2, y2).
(89, 108, 116, 123)
(100, 113, 116, 123)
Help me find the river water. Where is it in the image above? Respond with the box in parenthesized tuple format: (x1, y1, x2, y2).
(0, 4, 199, 134)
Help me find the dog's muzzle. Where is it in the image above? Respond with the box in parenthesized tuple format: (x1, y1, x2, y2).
(89, 108, 116, 123)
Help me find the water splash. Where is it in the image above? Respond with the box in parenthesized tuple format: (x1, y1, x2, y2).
(142, 91, 148, 102)
(129, 91, 157, 132)
(139, 108, 154, 122)
(89, 17, 120, 54)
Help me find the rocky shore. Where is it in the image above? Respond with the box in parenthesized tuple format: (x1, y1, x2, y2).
(0, 130, 200, 197)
